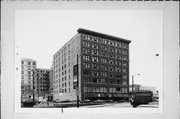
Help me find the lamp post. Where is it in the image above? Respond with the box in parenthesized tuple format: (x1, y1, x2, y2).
(132, 74, 140, 94)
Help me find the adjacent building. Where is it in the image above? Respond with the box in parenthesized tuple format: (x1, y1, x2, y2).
(21, 58, 37, 101)
(33, 68, 50, 101)
(53, 28, 131, 102)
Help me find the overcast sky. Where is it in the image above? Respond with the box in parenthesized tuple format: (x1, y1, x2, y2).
(15, 10, 162, 90)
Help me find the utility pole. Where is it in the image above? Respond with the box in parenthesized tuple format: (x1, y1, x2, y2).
(77, 54, 79, 108)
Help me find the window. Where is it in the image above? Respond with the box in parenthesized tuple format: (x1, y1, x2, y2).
(83, 70, 91, 75)
(109, 53, 115, 58)
(109, 40, 114, 46)
(116, 42, 121, 47)
(21, 61, 24, 64)
(92, 63, 99, 69)
(84, 77, 91, 82)
(116, 60, 121, 66)
(33, 62, 36, 65)
(117, 80, 122, 84)
(122, 49, 128, 54)
(100, 72, 107, 77)
(92, 43, 99, 49)
(92, 50, 99, 55)
(122, 43, 128, 49)
(122, 61, 128, 66)
(116, 54, 121, 59)
(91, 36, 98, 42)
(116, 87, 121, 92)
(115, 48, 121, 53)
(102, 38, 108, 44)
(22, 71, 24, 74)
(100, 51, 108, 57)
(109, 66, 114, 72)
(83, 48, 90, 54)
(122, 75, 128, 79)
(122, 67, 128, 73)
(92, 56, 99, 62)
(83, 55, 90, 61)
(116, 73, 122, 78)
(101, 58, 107, 64)
(115, 67, 121, 72)
(92, 71, 99, 77)
(100, 79, 106, 84)
(28, 62, 31, 65)
(109, 59, 114, 65)
(101, 44, 107, 50)
(109, 47, 114, 52)
(109, 73, 114, 78)
(83, 62, 90, 68)
(82, 41, 90, 47)
(92, 78, 98, 83)
(101, 65, 107, 71)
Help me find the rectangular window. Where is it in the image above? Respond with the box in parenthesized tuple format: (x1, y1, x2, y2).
(92, 63, 99, 69)
(92, 71, 99, 77)
(109, 53, 115, 58)
(91, 36, 98, 42)
(116, 54, 121, 59)
(101, 44, 107, 50)
(92, 56, 99, 62)
(109, 47, 115, 52)
(101, 38, 108, 44)
(109, 59, 115, 65)
(115, 67, 121, 72)
(100, 51, 108, 57)
(109, 73, 114, 78)
(122, 75, 128, 79)
(82, 41, 90, 47)
(92, 43, 99, 49)
(100, 65, 107, 71)
(92, 78, 98, 83)
(122, 61, 128, 66)
(28, 62, 31, 65)
(83, 62, 91, 68)
(21, 61, 24, 64)
(122, 49, 128, 54)
(116, 60, 121, 66)
(83, 70, 91, 75)
(92, 49, 99, 55)
(109, 66, 114, 72)
(100, 72, 107, 77)
(101, 58, 107, 64)
(84, 77, 91, 82)
(122, 67, 128, 73)
(109, 40, 114, 46)
(83, 55, 90, 61)
(83, 48, 90, 54)
(115, 48, 121, 53)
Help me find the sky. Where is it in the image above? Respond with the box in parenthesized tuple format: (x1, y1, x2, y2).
(15, 10, 163, 91)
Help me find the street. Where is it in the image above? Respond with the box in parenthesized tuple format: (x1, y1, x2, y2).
(31, 101, 159, 108)
(82, 102, 159, 108)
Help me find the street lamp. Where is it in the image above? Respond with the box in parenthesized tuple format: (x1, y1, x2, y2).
(132, 74, 140, 94)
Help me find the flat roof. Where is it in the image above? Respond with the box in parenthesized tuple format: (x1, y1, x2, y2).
(77, 28, 131, 44)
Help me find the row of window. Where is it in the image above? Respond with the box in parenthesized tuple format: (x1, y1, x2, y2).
(83, 48, 128, 58)
(83, 70, 128, 78)
(83, 62, 128, 70)
(83, 77, 128, 84)
(84, 86, 128, 93)
(81, 34, 128, 48)
(82, 55, 128, 64)
(21, 61, 36, 65)
(82, 47, 128, 54)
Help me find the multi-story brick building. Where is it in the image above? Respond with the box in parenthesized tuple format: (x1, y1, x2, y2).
(33, 68, 50, 101)
(53, 28, 131, 102)
(21, 58, 36, 101)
